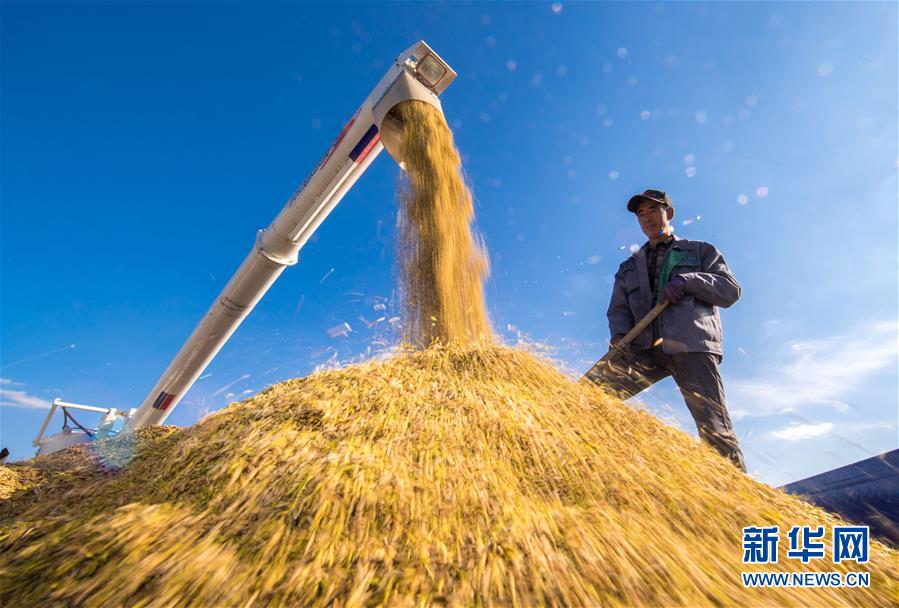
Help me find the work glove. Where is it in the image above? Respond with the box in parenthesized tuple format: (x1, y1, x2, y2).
(663, 276, 687, 304)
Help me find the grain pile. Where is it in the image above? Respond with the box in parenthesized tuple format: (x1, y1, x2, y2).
(395, 100, 491, 346)
(2, 346, 898, 606)
(2, 103, 897, 607)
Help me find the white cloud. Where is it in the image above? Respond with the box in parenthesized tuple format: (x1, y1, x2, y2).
(0, 388, 51, 409)
(211, 374, 251, 398)
(770, 422, 833, 442)
(729, 320, 898, 417)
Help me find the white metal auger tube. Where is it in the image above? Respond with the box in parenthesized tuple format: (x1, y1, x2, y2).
(125, 41, 456, 430)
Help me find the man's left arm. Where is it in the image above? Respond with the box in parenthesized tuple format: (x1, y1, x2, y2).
(678, 243, 741, 308)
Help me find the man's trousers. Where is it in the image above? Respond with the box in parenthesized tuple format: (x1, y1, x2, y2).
(586, 346, 746, 471)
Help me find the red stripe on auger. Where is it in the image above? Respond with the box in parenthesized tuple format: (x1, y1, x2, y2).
(152, 391, 176, 411)
(324, 111, 359, 167)
(355, 132, 381, 163)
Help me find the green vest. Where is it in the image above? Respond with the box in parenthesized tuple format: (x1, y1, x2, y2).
(655, 249, 688, 304)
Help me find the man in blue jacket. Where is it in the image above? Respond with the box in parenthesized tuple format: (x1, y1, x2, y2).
(586, 189, 746, 470)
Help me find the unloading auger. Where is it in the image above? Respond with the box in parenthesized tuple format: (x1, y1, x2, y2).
(33, 41, 456, 454)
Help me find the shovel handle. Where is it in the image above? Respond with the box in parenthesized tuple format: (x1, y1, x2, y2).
(583, 300, 670, 381)
(612, 300, 669, 351)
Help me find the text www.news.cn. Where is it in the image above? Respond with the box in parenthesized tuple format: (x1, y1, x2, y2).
(742, 571, 870, 588)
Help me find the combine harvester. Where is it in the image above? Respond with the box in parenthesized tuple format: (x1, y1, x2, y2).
(31, 40, 455, 454)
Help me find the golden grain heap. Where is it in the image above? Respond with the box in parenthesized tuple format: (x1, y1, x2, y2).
(1, 104, 897, 608)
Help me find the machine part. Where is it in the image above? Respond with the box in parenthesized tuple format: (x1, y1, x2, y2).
(373, 48, 455, 164)
(125, 41, 456, 431)
(62, 409, 95, 438)
(32, 399, 127, 456)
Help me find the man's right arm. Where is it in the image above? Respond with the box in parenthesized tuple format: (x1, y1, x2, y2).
(607, 270, 635, 344)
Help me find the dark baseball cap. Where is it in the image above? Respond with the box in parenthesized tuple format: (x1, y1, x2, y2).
(627, 189, 674, 213)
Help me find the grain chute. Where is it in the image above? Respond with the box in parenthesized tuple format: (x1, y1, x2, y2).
(33, 41, 456, 454)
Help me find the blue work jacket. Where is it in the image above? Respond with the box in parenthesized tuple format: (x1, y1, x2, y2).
(607, 235, 741, 356)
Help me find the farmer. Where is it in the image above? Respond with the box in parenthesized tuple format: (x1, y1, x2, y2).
(586, 189, 746, 471)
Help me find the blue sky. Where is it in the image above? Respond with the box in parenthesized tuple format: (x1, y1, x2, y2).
(1, 1, 896, 486)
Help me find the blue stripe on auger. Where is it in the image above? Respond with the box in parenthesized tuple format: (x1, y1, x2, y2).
(152, 391, 176, 410)
(349, 125, 379, 161)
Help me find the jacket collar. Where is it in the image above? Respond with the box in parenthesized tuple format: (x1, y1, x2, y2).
(641, 233, 681, 252)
